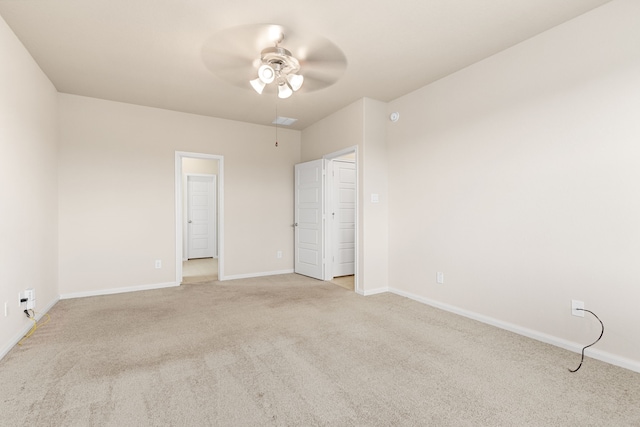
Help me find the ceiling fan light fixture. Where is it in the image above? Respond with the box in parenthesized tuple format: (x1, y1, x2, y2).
(247, 35, 307, 98)
(277, 82, 293, 99)
(258, 64, 275, 84)
(250, 78, 266, 94)
(287, 73, 304, 91)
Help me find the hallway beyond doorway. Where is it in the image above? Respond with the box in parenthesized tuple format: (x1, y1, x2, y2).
(182, 258, 218, 283)
(331, 275, 354, 291)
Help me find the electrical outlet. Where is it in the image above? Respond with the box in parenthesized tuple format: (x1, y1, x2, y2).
(277, 251, 283, 259)
(24, 288, 35, 310)
(436, 272, 444, 284)
(571, 300, 585, 317)
(155, 260, 162, 269)
(4, 301, 8, 317)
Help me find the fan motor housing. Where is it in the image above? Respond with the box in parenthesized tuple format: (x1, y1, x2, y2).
(260, 46, 300, 75)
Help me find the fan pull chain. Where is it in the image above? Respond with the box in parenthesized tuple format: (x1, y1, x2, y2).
(275, 99, 279, 147)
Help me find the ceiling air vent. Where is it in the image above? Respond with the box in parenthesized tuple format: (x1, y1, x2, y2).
(272, 116, 297, 126)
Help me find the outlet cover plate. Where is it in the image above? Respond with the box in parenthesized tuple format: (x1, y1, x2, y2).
(25, 288, 36, 310)
(571, 300, 585, 317)
(436, 272, 444, 284)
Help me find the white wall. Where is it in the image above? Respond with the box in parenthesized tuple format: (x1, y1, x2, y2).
(183, 157, 218, 175)
(58, 94, 300, 295)
(361, 98, 389, 293)
(301, 98, 389, 294)
(0, 15, 59, 357)
(387, 0, 640, 370)
(301, 99, 364, 162)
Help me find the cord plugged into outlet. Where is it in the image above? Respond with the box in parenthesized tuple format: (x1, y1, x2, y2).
(568, 307, 604, 373)
(571, 300, 584, 317)
(18, 289, 36, 313)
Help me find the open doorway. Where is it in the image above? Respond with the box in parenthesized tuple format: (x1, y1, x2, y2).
(325, 147, 357, 292)
(175, 152, 224, 284)
(293, 146, 358, 293)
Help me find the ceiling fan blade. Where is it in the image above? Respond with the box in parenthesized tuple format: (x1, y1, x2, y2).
(204, 23, 288, 62)
(287, 35, 347, 90)
(299, 76, 341, 93)
(202, 44, 254, 76)
(299, 62, 347, 89)
(302, 60, 347, 75)
(294, 37, 346, 62)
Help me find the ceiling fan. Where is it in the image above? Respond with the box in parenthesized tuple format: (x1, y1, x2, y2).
(202, 24, 347, 98)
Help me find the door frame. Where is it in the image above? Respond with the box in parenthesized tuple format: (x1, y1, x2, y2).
(185, 173, 217, 260)
(175, 151, 225, 282)
(323, 146, 359, 293)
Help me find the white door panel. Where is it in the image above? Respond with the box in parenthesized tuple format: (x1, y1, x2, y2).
(332, 161, 356, 277)
(294, 159, 325, 280)
(187, 175, 216, 259)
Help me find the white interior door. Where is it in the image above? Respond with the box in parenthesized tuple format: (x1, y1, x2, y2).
(332, 161, 356, 276)
(187, 175, 215, 259)
(294, 159, 325, 280)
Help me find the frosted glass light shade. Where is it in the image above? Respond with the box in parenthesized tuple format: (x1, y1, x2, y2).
(250, 78, 266, 94)
(258, 64, 275, 84)
(278, 83, 293, 99)
(287, 73, 304, 91)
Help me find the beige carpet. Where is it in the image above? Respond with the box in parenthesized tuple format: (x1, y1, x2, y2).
(1, 274, 639, 426)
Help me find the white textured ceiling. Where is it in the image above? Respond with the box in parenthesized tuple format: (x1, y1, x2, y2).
(0, 0, 612, 130)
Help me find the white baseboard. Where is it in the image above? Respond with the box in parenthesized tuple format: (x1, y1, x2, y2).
(387, 287, 640, 374)
(0, 296, 59, 362)
(222, 269, 294, 281)
(59, 281, 179, 300)
(360, 286, 389, 296)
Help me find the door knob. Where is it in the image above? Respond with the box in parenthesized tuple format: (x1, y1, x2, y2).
(188, 220, 192, 223)
(294, 223, 298, 227)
